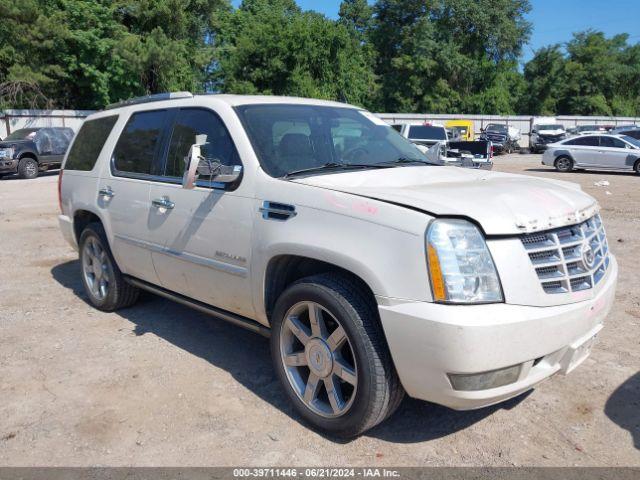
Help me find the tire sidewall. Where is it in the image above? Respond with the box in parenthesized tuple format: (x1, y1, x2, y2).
(78, 224, 119, 310)
(18, 158, 38, 179)
(270, 281, 378, 436)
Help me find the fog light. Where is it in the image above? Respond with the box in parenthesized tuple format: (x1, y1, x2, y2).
(448, 364, 521, 391)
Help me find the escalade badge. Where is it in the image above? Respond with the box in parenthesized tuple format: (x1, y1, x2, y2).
(582, 243, 596, 269)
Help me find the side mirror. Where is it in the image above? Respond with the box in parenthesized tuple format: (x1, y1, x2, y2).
(531, 129, 537, 134)
(183, 134, 208, 189)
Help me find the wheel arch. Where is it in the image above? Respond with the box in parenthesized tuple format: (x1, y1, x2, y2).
(18, 151, 39, 162)
(73, 209, 104, 245)
(263, 254, 379, 325)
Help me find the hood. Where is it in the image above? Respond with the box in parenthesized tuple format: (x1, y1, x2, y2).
(0, 139, 31, 149)
(292, 167, 598, 235)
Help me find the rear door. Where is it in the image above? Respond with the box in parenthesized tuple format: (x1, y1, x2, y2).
(565, 135, 600, 166)
(98, 109, 173, 285)
(598, 136, 629, 169)
(147, 107, 255, 318)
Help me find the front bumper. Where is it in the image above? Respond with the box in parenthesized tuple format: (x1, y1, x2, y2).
(378, 255, 617, 410)
(0, 158, 17, 173)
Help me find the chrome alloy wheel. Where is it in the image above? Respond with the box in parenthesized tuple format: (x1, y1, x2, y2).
(280, 301, 358, 418)
(25, 161, 37, 177)
(556, 157, 571, 171)
(82, 236, 111, 301)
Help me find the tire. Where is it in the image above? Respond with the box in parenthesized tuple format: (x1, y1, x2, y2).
(17, 157, 38, 179)
(270, 273, 404, 438)
(78, 222, 140, 311)
(554, 155, 573, 172)
(634, 159, 640, 175)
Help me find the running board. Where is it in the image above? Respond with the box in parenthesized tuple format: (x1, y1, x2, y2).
(125, 277, 270, 337)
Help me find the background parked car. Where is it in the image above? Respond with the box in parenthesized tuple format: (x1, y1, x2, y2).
(0, 127, 75, 179)
(444, 120, 474, 141)
(529, 118, 566, 153)
(542, 134, 640, 174)
(609, 126, 640, 140)
(479, 123, 520, 154)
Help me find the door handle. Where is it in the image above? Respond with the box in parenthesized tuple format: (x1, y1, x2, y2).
(98, 186, 114, 199)
(152, 196, 175, 210)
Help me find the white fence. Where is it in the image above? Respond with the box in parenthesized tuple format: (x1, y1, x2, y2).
(3, 109, 640, 148)
(0, 110, 92, 139)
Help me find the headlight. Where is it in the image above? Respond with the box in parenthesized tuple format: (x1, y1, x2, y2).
(0, 148, 14, 158)
(426, 219, 503, 304)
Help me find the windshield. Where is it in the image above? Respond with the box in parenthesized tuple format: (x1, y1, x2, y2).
(486, 124, 507, 132)
(5, 128, 38, 141)
(537, 124, 564, 131)
(235, 104, 432, 177)
(621, 135, 640, 148)
(407, 125, 446, 140)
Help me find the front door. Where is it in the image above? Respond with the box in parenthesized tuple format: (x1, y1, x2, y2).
(598, 136, 630, 169)
(147, 107, 255, 319)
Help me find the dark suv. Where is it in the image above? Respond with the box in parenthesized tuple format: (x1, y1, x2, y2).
(0, 127, 75, 179)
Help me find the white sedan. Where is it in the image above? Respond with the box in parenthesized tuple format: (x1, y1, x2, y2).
(542, 134, 640, 174)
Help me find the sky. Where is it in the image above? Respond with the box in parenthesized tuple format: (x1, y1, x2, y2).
(232, 0, 640, 64)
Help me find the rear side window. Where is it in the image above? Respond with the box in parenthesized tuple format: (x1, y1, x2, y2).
(408, 125, 446, 140)
(64, 116, 118, 171)
(564, 136, 599, 146)
(112, 110, 168, 175)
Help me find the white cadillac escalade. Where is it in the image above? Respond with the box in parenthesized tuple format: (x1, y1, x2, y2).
(58, 93, 617, 437)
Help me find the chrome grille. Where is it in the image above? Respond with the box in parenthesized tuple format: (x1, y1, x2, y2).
(521, 214, 610, 294)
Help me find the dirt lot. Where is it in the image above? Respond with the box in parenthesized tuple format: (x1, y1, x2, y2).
(0, 154, 638, 466)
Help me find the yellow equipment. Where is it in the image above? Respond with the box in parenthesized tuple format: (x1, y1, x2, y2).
(445, 120, 474, 141)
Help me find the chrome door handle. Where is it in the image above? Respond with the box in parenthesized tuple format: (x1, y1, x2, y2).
(98, 186, 114, 198)
(152, 196, 175, 210)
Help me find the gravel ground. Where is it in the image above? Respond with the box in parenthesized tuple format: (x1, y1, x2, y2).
(0, 154, 638, 466)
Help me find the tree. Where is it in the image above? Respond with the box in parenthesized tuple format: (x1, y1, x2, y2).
(214, 0, 376, 107)
(0, 0, 229, 109)
(368, 0, 532, 113)
(522, 45, 566, 115)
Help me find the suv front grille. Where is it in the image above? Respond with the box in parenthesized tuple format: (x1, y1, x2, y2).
(521, 214, 610, 294)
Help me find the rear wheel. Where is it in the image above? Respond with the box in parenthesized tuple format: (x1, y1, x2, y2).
(555, 156, 573, 172)
(79, 222, 139, 311)
(634, 159, 640, 175)
(270, 273, 403, 438)
(17, 157, 38, 179)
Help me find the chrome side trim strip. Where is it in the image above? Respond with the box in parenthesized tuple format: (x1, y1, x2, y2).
(114, 234, 248, 277)
(125, 276, 270, 337)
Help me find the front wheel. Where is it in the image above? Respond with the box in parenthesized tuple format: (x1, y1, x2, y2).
(270, 273, 404, 438)
(17, 157, 38, 179)
(555, 156, 573, 172)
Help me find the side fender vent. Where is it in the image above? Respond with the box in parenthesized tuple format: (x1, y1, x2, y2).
(260, 201, 297, 221)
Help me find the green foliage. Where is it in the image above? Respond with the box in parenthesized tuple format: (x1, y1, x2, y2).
(0, 0, 228, 109)
(213, 0, 376, 107)
(523, 31, 640, 116)
(1, 0, 640, 116)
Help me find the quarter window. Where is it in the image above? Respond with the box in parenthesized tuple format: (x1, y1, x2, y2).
(164, 108, 241, 181)
(65, 116, 118, 171)
(112, 110, 168, 175)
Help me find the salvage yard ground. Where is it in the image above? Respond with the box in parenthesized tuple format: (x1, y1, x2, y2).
(0, 154, 638, 466)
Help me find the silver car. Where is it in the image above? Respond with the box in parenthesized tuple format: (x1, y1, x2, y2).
(542, 134, 640, 174)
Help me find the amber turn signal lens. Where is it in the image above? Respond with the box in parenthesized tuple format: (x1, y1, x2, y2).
(427, 244, 447, 301)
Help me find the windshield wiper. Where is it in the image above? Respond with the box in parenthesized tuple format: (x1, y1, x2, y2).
(283, 162, 392, 178)
(376, 157, 433, 166)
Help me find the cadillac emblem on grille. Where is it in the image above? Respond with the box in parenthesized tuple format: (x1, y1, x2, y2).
(582, 243, 596, 269)
(520, 214, 610, 294)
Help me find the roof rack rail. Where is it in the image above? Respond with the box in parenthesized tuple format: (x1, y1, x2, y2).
(105, 91, 193, 110)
